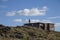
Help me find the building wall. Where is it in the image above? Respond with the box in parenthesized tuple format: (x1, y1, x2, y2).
(45, 23, 48, 31)
(24, 23, 54, 31)
(49, 24, 54, 31)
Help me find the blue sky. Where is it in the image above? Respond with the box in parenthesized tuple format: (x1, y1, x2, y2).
(0, 0, 60, 31)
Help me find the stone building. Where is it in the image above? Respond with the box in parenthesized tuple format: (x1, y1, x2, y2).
(24, 19, 54, 31)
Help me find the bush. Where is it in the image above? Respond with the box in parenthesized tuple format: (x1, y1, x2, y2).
(14, 32, 23, 39)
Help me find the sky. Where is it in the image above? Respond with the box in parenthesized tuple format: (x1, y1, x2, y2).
(0, 0, 60, 31)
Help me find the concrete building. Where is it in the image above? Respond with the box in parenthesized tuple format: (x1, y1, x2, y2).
(24, 19, 54, 31)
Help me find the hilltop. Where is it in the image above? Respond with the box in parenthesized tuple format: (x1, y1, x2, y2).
(0, 25, 60, 40)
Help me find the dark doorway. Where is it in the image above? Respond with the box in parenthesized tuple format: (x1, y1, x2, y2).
(47, 24, 50, 31)
(39, 23, 45, 30)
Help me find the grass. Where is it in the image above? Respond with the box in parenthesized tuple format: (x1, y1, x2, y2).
(0, 26, 60, 40)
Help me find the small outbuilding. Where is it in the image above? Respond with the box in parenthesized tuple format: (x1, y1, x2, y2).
(24, 19, 54, 31)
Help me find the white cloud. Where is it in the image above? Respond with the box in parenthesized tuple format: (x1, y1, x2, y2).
(17, 6, 48, 16)
(25, 19, 40, 23)
(41, 19, 52, 23)
(31, 19, 40, 23)
(55, 23, 60, 27)
(6, 6, 48, 16)
(43, 6, 48, 11)
(6, 11, 16, 16)
(25, 19, 52, 23)
(47, 16, 60, 19)
(13, 19, 22, 22)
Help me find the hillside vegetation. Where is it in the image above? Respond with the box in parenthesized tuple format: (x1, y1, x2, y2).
(0, 26, 60, 40)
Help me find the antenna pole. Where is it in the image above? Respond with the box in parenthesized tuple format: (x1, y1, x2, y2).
(29, 19, 30, 24)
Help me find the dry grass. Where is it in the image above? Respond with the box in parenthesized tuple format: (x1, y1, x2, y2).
(0, 26, 60, 40)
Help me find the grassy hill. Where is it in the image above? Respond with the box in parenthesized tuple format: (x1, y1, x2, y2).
(0, 25, 60, 40)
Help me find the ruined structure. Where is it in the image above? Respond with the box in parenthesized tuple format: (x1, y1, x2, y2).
(24, 19, 54, 31)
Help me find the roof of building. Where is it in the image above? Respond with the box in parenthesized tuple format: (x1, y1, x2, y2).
(24, 22, 54, 25)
